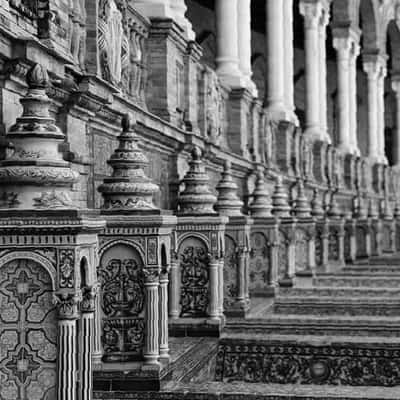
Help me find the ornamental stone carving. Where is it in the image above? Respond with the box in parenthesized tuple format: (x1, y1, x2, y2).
(98, 0, 130, 86)
(98, 114, 159, 211)
(0, 64, 79, 209)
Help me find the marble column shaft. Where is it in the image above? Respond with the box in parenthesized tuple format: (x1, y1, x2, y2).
(144, 274, 160, 364)
(300, 1, 322, 138)
(168, 259, 180, 319)
(349, 42, 360, 155)
(159, 270, 170, 360)
(209, 259, 220, 320)
(80, 302, 95, 400)
(391, 77, 400, 165)
(377, 65, 387, 164)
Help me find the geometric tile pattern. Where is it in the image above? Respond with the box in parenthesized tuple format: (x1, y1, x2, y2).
(0, 259, 57, 400)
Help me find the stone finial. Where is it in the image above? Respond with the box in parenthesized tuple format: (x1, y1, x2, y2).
(368, 198, 379, 219)
(98, 113, 159, 211)
(177, 146, 217, 215)
(271, 176, 291, 218)
(249, 171, 272, 218)
(0, 63, 79, 209)
(293, 179, 311, 218)
(215, 160, 243, 216)
(311, 188, 324, 218)
(328, 191, 341, 218)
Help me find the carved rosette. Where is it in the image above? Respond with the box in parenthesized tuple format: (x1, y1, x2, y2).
(98, 114, 159, 211)
(0, 64, 79, 209)
(215, 160, 243, 216)
(177, 147, 217, 215)
(249, 171, 273, 218)
(271, 177, 291, 218)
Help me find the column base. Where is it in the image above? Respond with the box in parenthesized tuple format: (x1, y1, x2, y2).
(265, 104, 296, 123)
(134, 3, 174, 18)
(303, 126, 328, 143)
(217, 71, 248, 90)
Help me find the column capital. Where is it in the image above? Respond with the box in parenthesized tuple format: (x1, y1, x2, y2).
(299, 1, 323, 29)
(54, 292, 80, 320)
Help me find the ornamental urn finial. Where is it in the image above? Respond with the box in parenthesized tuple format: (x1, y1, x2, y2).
(293, 179, 311, 218)
(98, 113, 159, 211)
(271, 176, 291, 217)
(215, 160, 243, 216)
(311, 188, 324, 219)
(0, 63, 79, 209)
(177, 146, 217, 215)
(249, 170, 272, 218)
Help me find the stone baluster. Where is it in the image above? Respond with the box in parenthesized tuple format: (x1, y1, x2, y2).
(168, 255, 180, 319)
(55, 293, 79, 400)
(159, 267, 170, 361)
(143, 271, 160, 365)
(79, 286, 97, 400)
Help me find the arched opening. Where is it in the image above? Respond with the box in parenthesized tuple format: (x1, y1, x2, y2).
(80, 256, 89, 288)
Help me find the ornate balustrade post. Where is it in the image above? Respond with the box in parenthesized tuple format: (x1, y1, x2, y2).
(0, 63, 105, 399)
(56, 293, 80, 400)
(215, 161, 253, 317)
(271, 177, 297, 287)
(248, 171, 280, 297)
(172, 147, 227, 336)
(96, 114, 176, 386)
(168, 252, 180, 320)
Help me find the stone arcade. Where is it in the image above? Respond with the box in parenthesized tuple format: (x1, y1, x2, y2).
(2, 0, 400, 399)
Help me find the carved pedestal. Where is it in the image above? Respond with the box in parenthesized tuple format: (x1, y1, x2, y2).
(355, 218, 371, 260)
(169, 215, 227, 336)
(0, 210, 104, 400)
(344, 218, 356, 264)
(328, 217, 345, 269)
(277, 217, 297, 287)
(223, 216, 253, 317)
(315, 219, 329, 271)
(382, 219, 396, 254)
(274, 121, 297, 176)
(249, 216, 279, 297)
(344, 154, 357, 191)
(370, 218, 382, 257)
(312, 140, 328, 184)
(294, 218, 316, 278)
(372, 163, 385, 194)
(395, 219, 400, 252)
(94, 212, 176, 390)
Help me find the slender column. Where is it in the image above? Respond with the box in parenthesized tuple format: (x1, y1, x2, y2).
(318, 6, 330, 141)
(283, 0, 296, 123)
(333, 37, 351, 153)
(80, 287, 97, 400)
(300, 1, 322, 139)
(93, 291, 102, 364)
(363, 60, 380, 162)
(143, 271, 160, 365)
(159, 267, 170, 361)
(170, 0, 195, 40)
(56, 294, 79, 400)
(134, 0, 173, 18)
(377, 64, 388, 164)
(237, 0, 257, 96)
(236, 248, 246, 305)
(349, 41, 360, 155)
(168, 257, 180, 319)
(265, 0, 287, 119)
(215, 0, 243, 88)
(217, 259, 224, 317)
(208, 258, 219, 320)
(391, 76, 400, 165)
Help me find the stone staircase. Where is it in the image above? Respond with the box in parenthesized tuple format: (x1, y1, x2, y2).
(95, 256, 400, 399)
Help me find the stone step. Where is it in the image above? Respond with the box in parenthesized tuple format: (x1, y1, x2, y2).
(215, 335, 400, 388)
(95, 381, 400, 400)
(314, 274, 400, 287)
(162, 337, 218, 382)
(366, 257, 400, 265)
(343, 265, 400, 274)
(273, 296, 400, 316)
(225, 314, 400, 337)
(279, 286, 400, 298)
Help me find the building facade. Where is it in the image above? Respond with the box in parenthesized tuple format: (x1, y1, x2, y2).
(1, 0, 400, 399)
